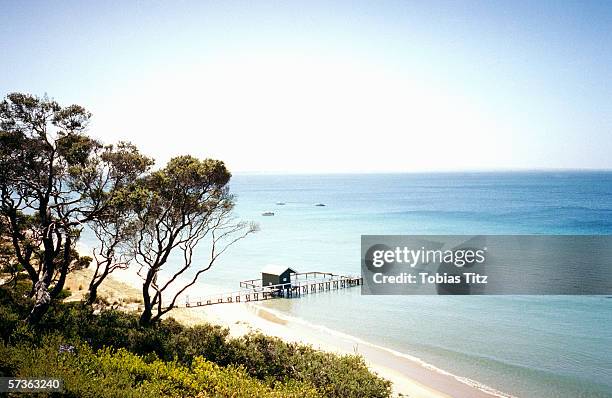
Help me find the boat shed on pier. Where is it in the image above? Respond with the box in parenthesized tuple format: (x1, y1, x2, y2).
(261, 265, 297, 287)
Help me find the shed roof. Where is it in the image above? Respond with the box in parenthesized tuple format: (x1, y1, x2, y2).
(261, 264, 297, 276)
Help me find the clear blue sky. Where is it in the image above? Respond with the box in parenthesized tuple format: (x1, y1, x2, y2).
(1, 0, 611, 172)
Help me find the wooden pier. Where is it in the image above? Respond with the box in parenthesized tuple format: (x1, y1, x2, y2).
(183, 271, 362, 308)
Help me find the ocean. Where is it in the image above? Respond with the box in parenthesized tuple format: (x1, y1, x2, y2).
(89, 172, 612, 397)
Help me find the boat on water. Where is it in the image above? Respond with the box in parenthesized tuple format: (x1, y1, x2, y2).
(262, 211, 275, 216)
(314, 203, 326, 207)
(276, 202, 286, 205)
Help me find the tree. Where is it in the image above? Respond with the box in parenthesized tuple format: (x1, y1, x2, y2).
(132, 155, 256, 326)
(0, 93, 150, 323)
(86, 143, 153, 305)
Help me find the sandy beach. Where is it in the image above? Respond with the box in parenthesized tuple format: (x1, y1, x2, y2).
(64, 268, 513, 398)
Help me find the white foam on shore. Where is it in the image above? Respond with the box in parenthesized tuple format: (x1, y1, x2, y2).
(249, 303, 517, 398)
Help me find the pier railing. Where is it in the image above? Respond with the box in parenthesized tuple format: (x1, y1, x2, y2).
(184, 272, 362, 308)
(240, 271, 341, 289)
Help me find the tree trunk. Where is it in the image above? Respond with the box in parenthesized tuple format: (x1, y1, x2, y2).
(86, 261, 111, 306)
(26, 226, 61, 324)
(50, 234, 71, 299)
(50, 265, 68, 299)
(86, 277, 102, 306)
(139, 304, 152, 326)
(26, 278, 52, 324)
(86, 284, 98, 305)
(139, 268, 155, 326)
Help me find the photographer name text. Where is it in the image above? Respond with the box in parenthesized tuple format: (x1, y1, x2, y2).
(373, 272, 488, 285)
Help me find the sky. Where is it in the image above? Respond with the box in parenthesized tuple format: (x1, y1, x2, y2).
(0, 0, 611, 173)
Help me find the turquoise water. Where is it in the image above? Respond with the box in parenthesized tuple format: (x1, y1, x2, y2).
(86, 172, 612, 397)
(209, 172, 612, 398)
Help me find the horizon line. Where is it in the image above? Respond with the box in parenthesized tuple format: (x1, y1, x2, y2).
(231, 167, 612, 176)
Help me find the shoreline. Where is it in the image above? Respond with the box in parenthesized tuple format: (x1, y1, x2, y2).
(171, 302, 514, 398)
(251, 304, 515, 398)
(67, 268, 514, 398)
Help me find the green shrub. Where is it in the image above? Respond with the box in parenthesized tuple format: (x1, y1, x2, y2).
(166, 323, 232, 364)
(1, 335, 321, 398)
(225, 333, 391, 398)
(55, 289, 72, 300)
(0, 285, 391, 398)
(0, 279, 32, 318)
(0, 305, 19, 342)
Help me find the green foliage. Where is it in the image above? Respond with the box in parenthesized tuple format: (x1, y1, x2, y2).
(0, 279, 32, 317)
(0, 305, 20, 342)
(225, 333, 391, 398)
(0, 294, 391, 397)
(1, 92, 155, 323)
(73, 255, 92, 270)
(0, 335, 321, 398)
(1, 264, 389, 398)
(140, 155, 234, 219)
(55, 289, 72, 300)
(166, 323, 233, 365)
(56, 132, 100, 167)
(101, 142, 155, 188)
(132, 154, 255, 326)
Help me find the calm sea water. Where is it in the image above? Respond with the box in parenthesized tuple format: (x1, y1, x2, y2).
(91, 172, 612, 397)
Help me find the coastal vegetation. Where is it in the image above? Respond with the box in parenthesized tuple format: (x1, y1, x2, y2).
(0, 92, 255, 325)
(0, 93, 392, 397)
(0, 277, 392, 397)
